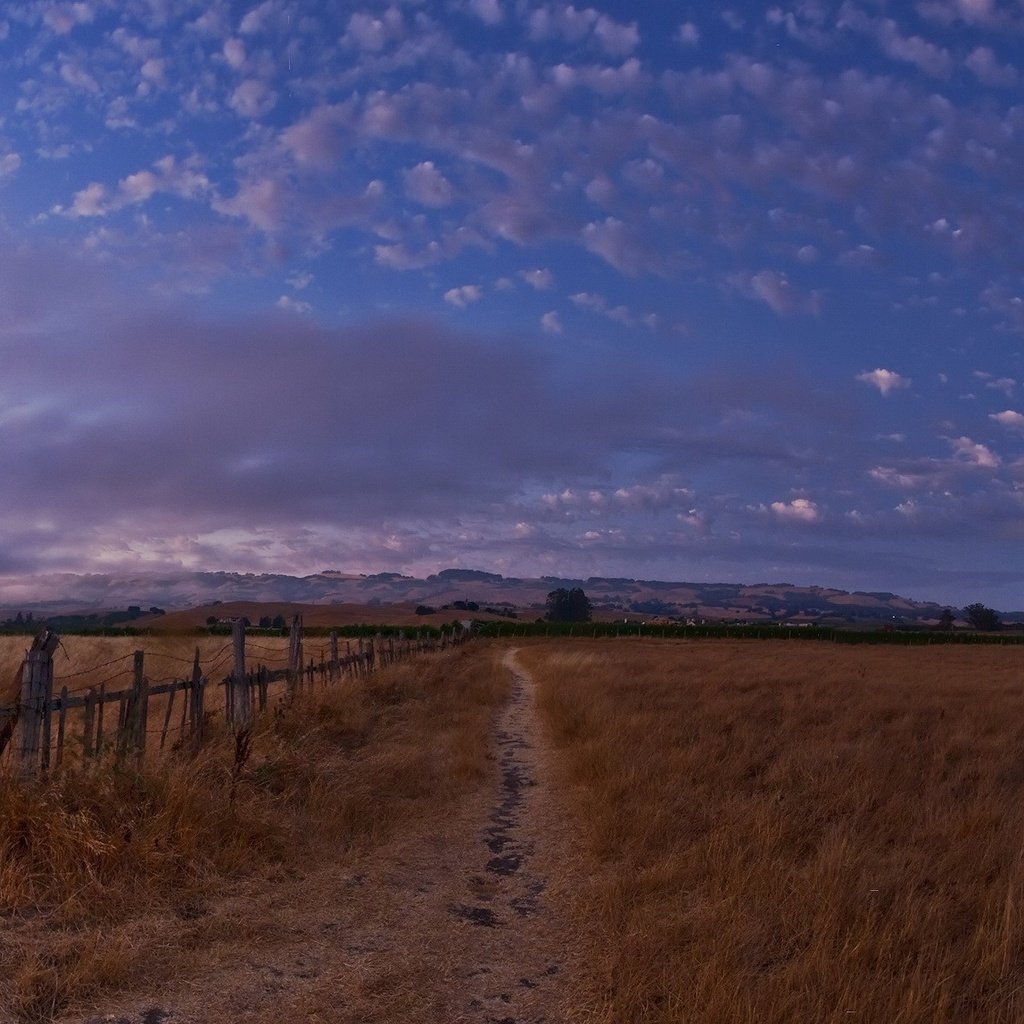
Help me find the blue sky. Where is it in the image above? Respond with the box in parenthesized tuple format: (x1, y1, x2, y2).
(2, 0, 1024, 606)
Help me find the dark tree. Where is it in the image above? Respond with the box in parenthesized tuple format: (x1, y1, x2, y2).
(964, 602, 1001, 631)
(271, 614, 286, 629)
(205, 616, 218, 626)
(258, 616, 272, 628)
(415, 605, 436, 615)
(546, 587, 592, 622)
(936, 608, 955, 631)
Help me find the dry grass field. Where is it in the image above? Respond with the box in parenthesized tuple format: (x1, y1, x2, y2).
(519, 638, 1024, 1024)
(0, 644, 508, 1022)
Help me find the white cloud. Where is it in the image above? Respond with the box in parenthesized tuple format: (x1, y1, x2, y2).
(769, 498, 820, 523)
(965, 46, 1017, 87)
(60, 61, 100, 93)
(949, 435, 1001, 468)
(520, 268, 553, 290)
(69, 182, 109, 217)
(593, 15, 639, 56)
(990, 410, 1024, 430)
(677, 22, 700, 45)
(276, 295, 311, 314)
(223, 38, 247, 70)
(856, 369, 911, 396)
(467, 0, 504, 25)
(229, 79, 277, 119)
(44, 3, 95, 35)
(0, 153, 21, 177)
(140, 58, 168, 88)
(403, 161, 454, 208)
(443, 285, 482, 308)
(541, 311, 563, 334)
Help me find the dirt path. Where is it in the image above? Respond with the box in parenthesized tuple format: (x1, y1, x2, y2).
(59, 648, 574, 1024)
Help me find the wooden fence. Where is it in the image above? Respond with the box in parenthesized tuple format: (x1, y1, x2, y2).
(0, 618, 468, 779)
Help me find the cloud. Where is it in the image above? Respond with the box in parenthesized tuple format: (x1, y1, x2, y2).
(68, 182, 109, 217)
(677, 22, 700, 45)
(44, 3, 95, 35)
(735, 270, 821, 316)
(60, 61, 100, 93)
(990, 410, 1024, 430)
(520, 268, 553, 290)
(466, 0, 504, 26)
(443, 284, 482, 308)
(223, 37, 247, 70)
(403, 161, 455, 208)
(965, 46, 1017, 87)
(276, 295, 311, 314)
(229, 79, 277, 119)
(949, 436, 1000, 469)
(541, 311, 563, 334)
(768, 498, 821, 523)
(857, 369, 911, 396)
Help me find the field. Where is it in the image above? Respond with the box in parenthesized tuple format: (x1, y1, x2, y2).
(519, 638, 1024, 1024)
(3, 635, 1024, 1023)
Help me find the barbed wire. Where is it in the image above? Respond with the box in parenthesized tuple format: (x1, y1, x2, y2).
(54, 652, 135, 682)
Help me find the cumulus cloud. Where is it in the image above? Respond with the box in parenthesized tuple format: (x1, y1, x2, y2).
(768, 498, 821, 523)
(443, 284, 482, 308)
(965, 46, 1017, 87)
(990, 410, 1024, 430)
(677, 22, 700, 45)
(857, 369, 912, 396)
(735, 270, 820, 316)
(949, 436, 1001, 468)
(466, 0, 504, 25)
(541, 310, 563, 334)
(229, 79, 277, 119)
(520, 268, 553, 290)
(403, 161, 455, 208)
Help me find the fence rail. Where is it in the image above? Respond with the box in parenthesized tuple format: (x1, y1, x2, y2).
(0, 617, 468, 779)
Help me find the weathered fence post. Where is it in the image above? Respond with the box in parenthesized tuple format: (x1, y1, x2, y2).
(16, 631, 59, 777)
(120, 650, 149, 763)
(329, 632, 339, 681)
(287, 615, 303, 693)
(83, 687, 97, 760)
(231, 619, 251, 730)
(188, 648, 203, 748)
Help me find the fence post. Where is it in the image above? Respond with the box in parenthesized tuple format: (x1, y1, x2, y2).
(231, 619, 251, 730)
(121, 650, 148, 762)
(16, 632, 58, 778)
(329, 632, 339, 681)
(288, 615, 303, 694)
(188, 648, 203, 748)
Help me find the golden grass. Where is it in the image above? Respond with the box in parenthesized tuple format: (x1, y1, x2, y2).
(0, 633, 330, 770)
(520, 638, 1024, 1024)
(0, 644, 508, 1022)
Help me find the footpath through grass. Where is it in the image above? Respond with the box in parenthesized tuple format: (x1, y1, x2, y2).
(0, 645, 507, 1023)
(521, 638, 1024, 1024)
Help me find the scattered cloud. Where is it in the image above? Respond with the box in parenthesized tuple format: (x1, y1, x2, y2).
(768, 498, 821, 523)
(857, 369, 912, 396)
(541, 310, 563, 334)
(443, 284, 483, 308)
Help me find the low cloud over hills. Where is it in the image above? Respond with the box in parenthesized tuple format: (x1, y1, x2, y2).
(0, 569, 999, 626)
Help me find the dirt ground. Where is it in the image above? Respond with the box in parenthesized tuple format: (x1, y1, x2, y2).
(53, 649, 576, 1024)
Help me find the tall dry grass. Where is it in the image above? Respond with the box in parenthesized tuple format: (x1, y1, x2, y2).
(520, 638, 1024, 1024)
(0, 644, 507, 1022)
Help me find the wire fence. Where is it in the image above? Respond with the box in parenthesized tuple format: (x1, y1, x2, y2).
(0, 619, 470, 778)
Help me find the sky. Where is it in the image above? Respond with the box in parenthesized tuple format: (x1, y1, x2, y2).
(2, 0, 1024, 607)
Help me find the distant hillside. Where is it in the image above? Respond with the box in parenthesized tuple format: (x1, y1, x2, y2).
(0, 569, 1009, 627)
